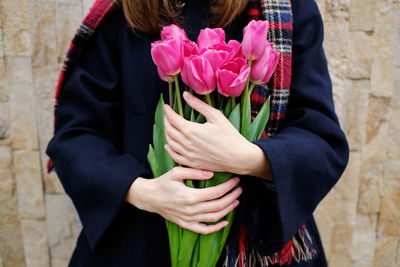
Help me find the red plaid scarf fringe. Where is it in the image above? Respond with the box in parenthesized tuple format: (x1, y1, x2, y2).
(46, 0, 318, 265)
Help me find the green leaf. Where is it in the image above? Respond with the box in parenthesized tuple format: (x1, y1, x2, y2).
(195, 113, 205, 124)
(249, 96, 271, 141)
(197, 171, 234, 267)
(184, 99, 192, 121)
(147, 144, 159, 178)
(178, 229, 199, 267)
(228, 103, 241, 131)
(190, 108, 195, 122)
(173, 89, 180, 114)
(153, 94, 176, 175)
(165, 220, 180, 267)
(223, 97, 232, 118)
(191, 238, 200, 267)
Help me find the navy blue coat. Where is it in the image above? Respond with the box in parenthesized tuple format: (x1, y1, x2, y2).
(45, 0, 349, 266)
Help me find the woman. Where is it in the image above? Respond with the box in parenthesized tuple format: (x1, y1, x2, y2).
(45, 0, 349, 266)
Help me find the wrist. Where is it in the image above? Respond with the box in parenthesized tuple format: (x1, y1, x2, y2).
(125, 177, 156, 212)
(232, 141, 273, 181)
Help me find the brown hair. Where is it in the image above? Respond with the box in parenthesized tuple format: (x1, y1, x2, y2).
(120, 0, 250, 34)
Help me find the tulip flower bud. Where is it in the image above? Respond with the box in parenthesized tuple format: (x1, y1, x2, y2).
(250, 42, 280, 85)
(216, 57, 250, 97)
(241, 20, 269, 61)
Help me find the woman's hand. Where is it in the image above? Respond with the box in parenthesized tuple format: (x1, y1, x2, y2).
(125, 166, 242, 235)
(163, 91, 272, 180)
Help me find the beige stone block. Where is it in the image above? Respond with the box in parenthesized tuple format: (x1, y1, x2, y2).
(382, 159, 400, 217)
(55, 0, 83, 64)
(393, 67, 400, 109)
(363, 97, 390, 163)
(0, 146, 14, 202)
(346, 32, 373, 79)
(0, 197, 26, 267)
(344, 80, 369, 151)
(13, 151, 45, 220)
(376, 196, 398, 238)
(387, 108, 400, 159)
(357, 164, 382, 214)
(45, 194, 81, 267)
(329, 223, 354, 267)
(0, 0, 32, 56)
(372, 237, 398, 267)
(349, 0, 375, 32)
(324, 0, 349, 22)
(20, 220, 50, 267)
(352, 214, 377, 267)
(314, 204, 334, 260)
(5, 56, 39, 150)
(322, 153, 360, 266)
(315, 0, 326, 20)
(324, 22, 349, 58)
(0, 103, 9, 140)
(28, 0, 63, 191)
(0, 29, 7, 103)
(29, 1, 58, 70)
(327, 57, 347, 122)
(370, 56, 396, 98)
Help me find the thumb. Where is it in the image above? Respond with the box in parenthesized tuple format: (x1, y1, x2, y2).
(182, 91, 218, 122)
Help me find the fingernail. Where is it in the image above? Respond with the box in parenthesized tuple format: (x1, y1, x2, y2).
(202, 170, 213, 177)
(184, 91, 192, 100)
(222, 221, 229, 227)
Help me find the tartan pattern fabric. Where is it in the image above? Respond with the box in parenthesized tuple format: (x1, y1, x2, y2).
(46, 0, 318, 265)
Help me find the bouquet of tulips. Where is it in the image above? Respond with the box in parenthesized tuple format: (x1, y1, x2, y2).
(147, 20, 279, 267)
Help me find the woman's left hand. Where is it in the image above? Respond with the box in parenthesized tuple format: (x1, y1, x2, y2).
(163, 91, 258, 175)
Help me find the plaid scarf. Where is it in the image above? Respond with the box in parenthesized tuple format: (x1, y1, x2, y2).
(46, 0, 318, 265)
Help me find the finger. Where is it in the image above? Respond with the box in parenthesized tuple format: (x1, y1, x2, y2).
(183, 91, 220, 123)
(190, 186, 243, 215)
(164, 144, 191, 166)
(195, 200, 239, 223)
(164, 134, 186, 156)
(163, 104, 196, 135)
(164, 116, 187, 151)
(190, 176, 240, 202)
(167, 166, 214, 182)
(187, 220, 229, 235)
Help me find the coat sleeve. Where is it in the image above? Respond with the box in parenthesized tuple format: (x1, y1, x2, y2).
(237, 0, 350, 256)
(45, 12, 152, 252)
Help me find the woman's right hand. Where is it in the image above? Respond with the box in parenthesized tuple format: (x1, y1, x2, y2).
(124, 166, 242, 235)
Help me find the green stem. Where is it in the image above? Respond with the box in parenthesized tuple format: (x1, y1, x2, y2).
(230, 96, 236, 109)
(169, 82, 173, 107)
(241, 60, 253, 113)
(174, 75, 184, 117)
(205, 93, 213, 106)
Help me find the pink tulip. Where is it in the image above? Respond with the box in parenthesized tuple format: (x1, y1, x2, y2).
(151, 38, 184, 76)
(161, 24, 188, 41)
(216, 57, 250, 97)
(250, 42, 280, 85)
(157, 68, 174, 83)
(183, 40, 200, 57)
(201, 49, 229, 72)
(197, 28, 225, 49)
(242, 20, 269, 61)
(181, 55, 216, 95)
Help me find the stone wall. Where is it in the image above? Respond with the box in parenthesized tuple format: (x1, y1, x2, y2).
(0, 0, 398, 266)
